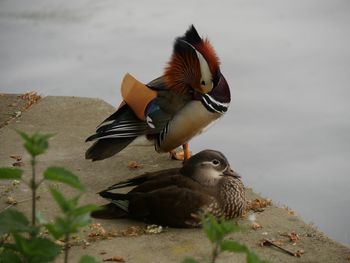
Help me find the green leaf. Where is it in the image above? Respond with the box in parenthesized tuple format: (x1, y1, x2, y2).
(44, 223, 62, 240)
(0, 250, 22, 263)
(219, 220, 239, 234)
(44, 218, 68, 239)
(220, 240, 247, 253)
(69, 214, 91, 233)
(35, 212, 48, 225)
(17, 130, 54, 157)
(202, 214, 223, 242)
(78, 255, 100, 263)
(0, 209, 32, 235)
(0, 168, 23, 180)
(12, 233, 60, 263)
(246, 251, 270, 263)
(182, 258, 199, 263)
(28, 237, 60, 262)
(49, 186, 71, 212)
(71, 204, 101, 217)
(16, 130, 30, 142)
(44, 167, 84, 190)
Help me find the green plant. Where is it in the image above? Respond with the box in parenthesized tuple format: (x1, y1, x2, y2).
(0, 131, 100, 263)
(183, 215, 270, 263)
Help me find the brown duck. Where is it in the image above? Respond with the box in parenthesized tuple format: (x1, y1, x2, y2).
(92, 150, 245, 227)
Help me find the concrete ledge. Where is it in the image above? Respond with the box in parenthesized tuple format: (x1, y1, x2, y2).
(0, 95, 349, 262)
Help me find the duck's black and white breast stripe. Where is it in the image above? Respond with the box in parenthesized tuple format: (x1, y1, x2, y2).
(201, 94, 230, 114)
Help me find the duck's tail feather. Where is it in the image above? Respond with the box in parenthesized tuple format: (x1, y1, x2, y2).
(85, 103, 149, 160)
(93, 191, 131, 217)
(85, 137, 136, 161)
(91, 203, 128, 219)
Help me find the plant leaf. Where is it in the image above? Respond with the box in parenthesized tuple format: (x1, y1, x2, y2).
(246, 251, 270, 263)
(0, 168, 23, 180)
(0, 250, 22, 263)
(12, 233, 60, 263)
(44, 167, 84, 190)
(0, 209, 32, 235)
(35, 212, 48, 225)
(70, 204, 101, 217)
(220, 240, 247, 253)
(182, 258, 199, 263)
(69, 214, 91, 234)
(44, 218, 69, 240)
(78, 255, 100, 263)
(17, 130, 53, 157)
(220, 220, 239, 234)
(44, 223, 63, 240)
(202, 214, 223, 242)
(48, 187, 71, 213)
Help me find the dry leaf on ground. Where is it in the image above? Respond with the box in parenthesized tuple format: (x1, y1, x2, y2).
(103, 256, 125, 262)
(10, 155, 22, 161)
(6, 196, 17, 205)
(247, 198, 272, 212)
(88, 223, 118, 241)
(251, 222, 262, 230)
(121, 226, 143, 236)
(280, 231, 300, 243)
(55, 240, 65, 246)
(294, 249, 305, 257)
(128, 161, 142, 169)
(18, 91, 42, 111)
(12, 162, 24, 167)
(145, 224, 163, 234)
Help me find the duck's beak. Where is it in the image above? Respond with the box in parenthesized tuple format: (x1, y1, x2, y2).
(193, 82, 212, 94)
(223, 167, 241, 178)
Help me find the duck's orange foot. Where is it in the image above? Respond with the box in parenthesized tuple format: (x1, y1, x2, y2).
(169, 144, 192, 161)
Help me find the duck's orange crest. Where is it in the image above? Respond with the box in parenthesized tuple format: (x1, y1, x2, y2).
(194, 38, 220, 76)
(164, 51, 201, 93)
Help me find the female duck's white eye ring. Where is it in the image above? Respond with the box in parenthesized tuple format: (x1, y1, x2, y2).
(212, 159, 220, 166)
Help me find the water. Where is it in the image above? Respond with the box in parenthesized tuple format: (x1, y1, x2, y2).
(1, 0, 349, 244)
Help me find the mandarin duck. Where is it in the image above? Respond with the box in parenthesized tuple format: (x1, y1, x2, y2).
(85, 25, 230, 161)
(92, 150, 246, 227)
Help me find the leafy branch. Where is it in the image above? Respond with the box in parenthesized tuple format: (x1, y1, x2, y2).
(183, 215, 270, 263)
(0, 131, 99, 263)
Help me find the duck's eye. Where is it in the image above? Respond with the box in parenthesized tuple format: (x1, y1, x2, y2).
(201, 80, 206, 85)
(212, 159, 220, 166)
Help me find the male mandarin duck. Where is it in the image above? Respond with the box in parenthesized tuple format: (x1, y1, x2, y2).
(91, 150, 246, 227)
(85, 25, 230, 161)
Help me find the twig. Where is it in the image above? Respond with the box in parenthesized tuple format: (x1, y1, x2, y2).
(262, 239, 302, 257)
(64, 233, 70, 263)
(210, 241, 220, 263)
(1, 196, 40, 213)
(31, 156, 37, 227)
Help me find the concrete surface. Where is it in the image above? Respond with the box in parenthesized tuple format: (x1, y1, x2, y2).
(0, 95, 349, 263)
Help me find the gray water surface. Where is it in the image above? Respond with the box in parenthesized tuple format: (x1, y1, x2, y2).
(1, 0, 349, 244)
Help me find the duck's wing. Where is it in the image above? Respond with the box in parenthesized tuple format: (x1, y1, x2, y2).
(148, 76, 194, 115)
(101, 167, 181, 191)
(100, 185, 214, 227)
(85, 104, 148, 161)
